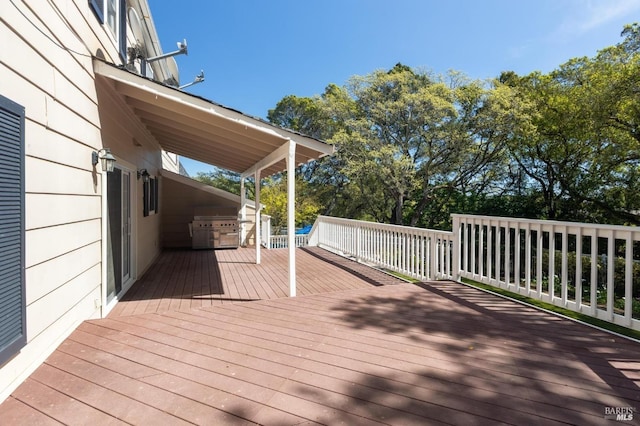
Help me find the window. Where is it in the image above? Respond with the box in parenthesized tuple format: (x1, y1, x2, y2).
(143, 177, 159, 217)
(0, 95, 26, 365)
(106, 0, 117, 37)
(89, 0, 127, 61)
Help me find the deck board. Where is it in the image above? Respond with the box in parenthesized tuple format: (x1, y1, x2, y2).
(109, 247, 404, 317)
(1, 247, 639, 425)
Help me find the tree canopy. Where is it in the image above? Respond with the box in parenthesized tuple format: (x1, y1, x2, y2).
(198, 23, 640, 231)
(264, 23, 640, 228)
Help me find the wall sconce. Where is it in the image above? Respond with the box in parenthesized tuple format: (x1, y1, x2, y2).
(91, 148, 116, 172)
(137, 169, 150, 182)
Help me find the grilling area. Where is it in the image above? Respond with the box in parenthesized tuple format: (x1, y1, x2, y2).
(189, 207, 240, 250)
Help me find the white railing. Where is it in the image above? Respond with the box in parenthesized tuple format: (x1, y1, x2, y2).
(453, 214, 640, 331)
(260, 215, 309, 249)
(308, 214, 640, 332)
(308, 216, 454, 281)
(268, 234, 310, 249)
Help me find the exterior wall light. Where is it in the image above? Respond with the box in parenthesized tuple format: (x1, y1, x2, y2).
(137, 168, 150, 182)
(91, 148, 116, 172)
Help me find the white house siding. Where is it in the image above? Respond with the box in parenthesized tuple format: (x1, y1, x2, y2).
(0, 0, 164, 402)
(163, 151, 181, 174)
(94, 75, 163, 277)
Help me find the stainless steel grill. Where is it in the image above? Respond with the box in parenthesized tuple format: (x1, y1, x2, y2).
(190, 216, 239, 249)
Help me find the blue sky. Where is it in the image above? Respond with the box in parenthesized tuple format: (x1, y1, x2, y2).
(148, 0, 640, 176)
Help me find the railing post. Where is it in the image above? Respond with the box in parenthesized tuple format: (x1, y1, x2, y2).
(430, 236, 437, 280)
(307, 216, 321, 247)
(355, 223, 362, 263)
(607, 231, 615, 321)
(265, 217, 271, 249)
(260, 215, 271, 249)
(575, 226, 582, 309)
(625, 232, 633, 326)
(452, 215, 461, 281)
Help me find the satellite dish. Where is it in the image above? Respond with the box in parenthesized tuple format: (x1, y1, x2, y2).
(130, 8, 162, 77)
(163, 56, 180, 87)
(127, 7, 156, 76)
(128, 7, 144, 48)
(125, 7, 145, 71)
(140, 20, 155, 58)
(128, 8, 185, 85)
(147, 52, 164, 79)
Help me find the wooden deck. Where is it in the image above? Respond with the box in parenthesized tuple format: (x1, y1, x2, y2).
(108, 247, 405, 317)
(1, 247, 639, 425)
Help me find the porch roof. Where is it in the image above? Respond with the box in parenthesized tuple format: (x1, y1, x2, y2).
(93, 60, 333, 177)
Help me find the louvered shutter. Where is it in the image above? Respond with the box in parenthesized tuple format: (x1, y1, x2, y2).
(88, 0, 104, 24)
(153, 177, 159, 214)
(118, 0, 127, 61)
(0, 95, 26, 365)
(143, 180, 149, 217)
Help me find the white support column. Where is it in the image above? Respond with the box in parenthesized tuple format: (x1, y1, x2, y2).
(287, 140, 297, 297)
(255, 169, 261, 264)
(240, 177, 246, 246)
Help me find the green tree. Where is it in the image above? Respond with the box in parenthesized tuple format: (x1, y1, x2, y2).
(265, 23, 640, 228)
(341, 64, 450, 224)
(193, 168, 249, 197)
(268, 85, 355, 217)
(408, 74, 531, 227)
(334, 65, 525, 227)
(269, 64, 526, 227)
(568, 23, 640, 223)
(260, 175, 321, 234)
(500, 70, 585, 219)
(502, 23, 640, 224)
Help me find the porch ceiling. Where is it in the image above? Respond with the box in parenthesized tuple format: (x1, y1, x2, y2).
(93, 60, 333, 176)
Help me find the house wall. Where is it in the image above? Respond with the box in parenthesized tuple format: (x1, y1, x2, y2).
(94, 76, 164, 275)
(0, 0, 164, 402)
(161, 174, 257, 248)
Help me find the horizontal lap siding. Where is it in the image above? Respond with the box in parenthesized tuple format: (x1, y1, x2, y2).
(25, 157, 100, 196)
(25, 242, 101, 305)
(26, 264, 101, 339)
(26, 194, 100, 230)
(0, 0, 126, 402)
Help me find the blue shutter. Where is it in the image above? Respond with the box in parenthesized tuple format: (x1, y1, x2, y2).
(143, 180, 149, 217)
(89, 0, 104, 24)
(0, 95, 26, 366)
(118, 0, 127, 62)
(153, 177, 159, 214)
(149, 177, 157, 213)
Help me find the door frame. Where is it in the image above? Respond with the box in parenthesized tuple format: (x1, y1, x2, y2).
(101, 157, 138, 317)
